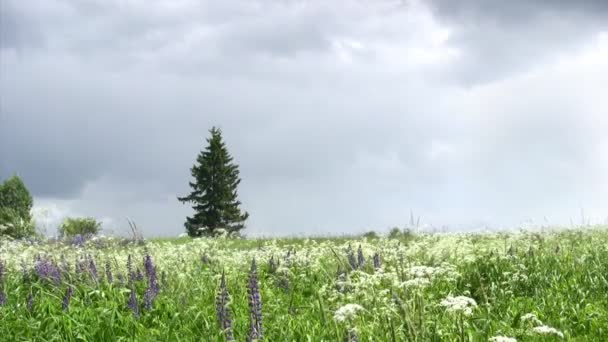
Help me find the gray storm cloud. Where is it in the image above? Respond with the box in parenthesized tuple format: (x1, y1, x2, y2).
(1, 0, 607, 236)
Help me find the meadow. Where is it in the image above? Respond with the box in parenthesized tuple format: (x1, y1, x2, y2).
(1, 227, 607, 341)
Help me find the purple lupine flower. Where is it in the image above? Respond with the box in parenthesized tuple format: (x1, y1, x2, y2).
(216, 271, 235, 341)
(127, 255, 134, 283)
(144, 255, 158, 289)
(347, 245, 357, 271)
(143, 255, 154, 279)
(0, 291, 6, 306)
(0, 258, 4, 282)
(89, 258, 98, 283)
(373, 253, 381, 271)
(72, 234, 85, 247)
(20, 260, 30, 283)
(27, 292, 34, 311)
(135, 268, 144, 281)
(357, 245, 365, 268)
(62, 286, 73, 311)
(34, 259, 61, 284)
(143, 287, 154, 311)
(142, 254, 159, 310)
(127, 286, 140, 318)
(105, 260, 113, 283)
(247, 259, 263, 341)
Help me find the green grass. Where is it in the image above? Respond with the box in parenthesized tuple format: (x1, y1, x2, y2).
(1, 227, 607, 341)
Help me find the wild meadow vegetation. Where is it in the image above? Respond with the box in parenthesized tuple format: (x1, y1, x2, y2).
(1, 227, 607, 341)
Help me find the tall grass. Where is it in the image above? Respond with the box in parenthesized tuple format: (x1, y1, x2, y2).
(0, 227, 607, 341)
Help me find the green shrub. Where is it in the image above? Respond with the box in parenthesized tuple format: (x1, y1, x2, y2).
(402, 228, 415, 241)
(58, 217, 101, 237)
(388, 226, 402, 239)
(387, 226, 416, 241)
(0, 175, 35, 238)
(362, 230, 379, 239)
(0, 208, 36, 239)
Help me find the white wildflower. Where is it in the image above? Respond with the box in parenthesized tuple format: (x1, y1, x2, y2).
(532, 325, 564, 338)
(440, 295, 477, 316)
(334, 304, 364, 322)
(489, 336, 517, 342)
(521, 312, 543, 326)
(409, 266, 437, 278)
(400, 278, 431, 288)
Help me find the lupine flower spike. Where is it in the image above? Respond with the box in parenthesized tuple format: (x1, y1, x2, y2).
(143, 254, 159, 310)
(247, 258, 263, 341)
(27, 292, 34, 311)
(105, 260, 113, 283)
(62, 286, 73, 311)
(373, 253, 381, 271)
(216, 271, 235, 341)
(89, 258, 98, 283)
(347, 245, 357, 271)
(35, 259, 62, 284)
(357, 245, 365, 268)
(127, 285, 140, 318)
(127, 254, 134, 284)
(135, 268, 144, 281)
(0, 258, 5, 282)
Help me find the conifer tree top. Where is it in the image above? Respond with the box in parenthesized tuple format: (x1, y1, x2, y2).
(178, 127, 248, 237)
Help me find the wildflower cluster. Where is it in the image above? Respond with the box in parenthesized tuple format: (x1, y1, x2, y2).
(439, 295, 477, 316)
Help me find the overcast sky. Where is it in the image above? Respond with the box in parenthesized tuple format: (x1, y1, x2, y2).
(1, 0, 607, 237)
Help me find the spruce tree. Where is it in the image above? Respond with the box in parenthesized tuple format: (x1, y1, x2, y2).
(178, 127, 248, 237)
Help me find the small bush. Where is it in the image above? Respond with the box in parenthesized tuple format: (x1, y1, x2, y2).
(59, 217, 101, 238)
(401, 228, 415, 240)
(388, 227, 402, 239)
(362, 230, 379, 239)
(387, 227, 416, 241)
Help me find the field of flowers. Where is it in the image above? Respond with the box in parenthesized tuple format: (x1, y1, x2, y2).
(1, 227, 607, 341)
